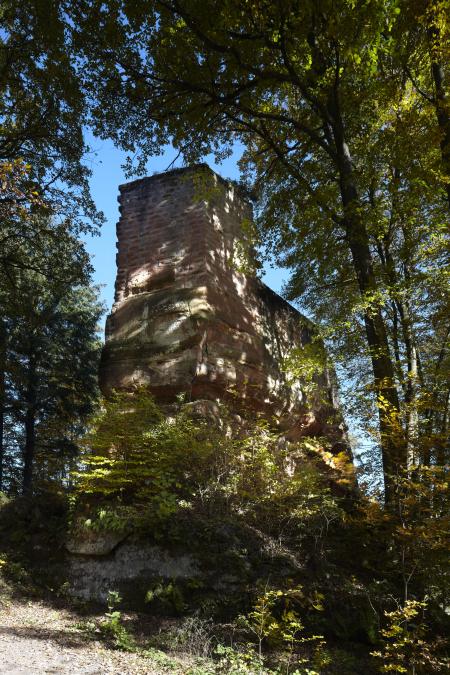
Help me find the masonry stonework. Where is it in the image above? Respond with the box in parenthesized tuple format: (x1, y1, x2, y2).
(100, 165, 342, 439)
(68, 166, 350, 600)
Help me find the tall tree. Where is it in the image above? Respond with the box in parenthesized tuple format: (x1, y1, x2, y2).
(0, 219, 102, 494)
(0, 2, 105, 491)
(0, 0, 101, 232)
(70, 0, 449, 501)
(393, 0, 450, 212)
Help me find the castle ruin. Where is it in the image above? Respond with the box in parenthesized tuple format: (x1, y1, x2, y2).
(68, 165, 350, 601)
(100, 164, 342, 440)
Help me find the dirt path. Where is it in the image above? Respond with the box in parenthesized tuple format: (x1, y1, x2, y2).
(0, 598, 159, 674)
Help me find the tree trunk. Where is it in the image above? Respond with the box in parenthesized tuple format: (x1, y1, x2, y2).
(329, 102, 406, 503)
(424, 328, 450, 465)
(395, 299, 419, 465)
(379, 239, 420, 467)
(428, 27, 450, 212)
(345, 220, 406, 502)
(22, 352, 37, 495)
(0, 320, 6, 492)
(437, 390, 449, 466)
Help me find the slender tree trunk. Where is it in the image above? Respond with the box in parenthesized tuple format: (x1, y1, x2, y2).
(437, 390, 449, 466)
(329, 101, 406, 503)
(0, 379, 4, 493)
(424, 328, 449, 465)
(390, 302, 403, 387)
(381, 240, 420, 466)
(395, 300, 419, 465)
(22, 352, 37, 495)
(345, 218, 405, 502)
(428, 27, 450, 212)
(0, 320, 6, 492)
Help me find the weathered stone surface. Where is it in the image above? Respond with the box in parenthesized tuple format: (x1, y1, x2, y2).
(69, 543, 199, 602)
(68, 167, 353, 603)
(66, 528, 128, 556)
(100, 164, 342, 437)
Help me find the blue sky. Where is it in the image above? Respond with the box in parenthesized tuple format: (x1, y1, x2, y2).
(84, 134, 287, 328)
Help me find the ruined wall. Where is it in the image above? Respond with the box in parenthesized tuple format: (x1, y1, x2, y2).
(69, 166, 350, 600)
(100, 165, 339, 428)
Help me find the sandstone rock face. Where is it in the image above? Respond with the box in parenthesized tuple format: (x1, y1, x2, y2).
(100, 165, 341, 434)
(69, 169, 351, 601)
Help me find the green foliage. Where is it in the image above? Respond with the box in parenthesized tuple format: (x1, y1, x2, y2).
(371, 600, 449, 674)
(236, 585, 327, 673)
(214, 644, 266, 674)
(0, 223, 103, 494)
(73, 390, 347, 546)
(98, 590, 136, 651)
(73, 389, 217, 526)
(0, 555, 30, 588)
(68, 0, 450, 502)
(281, 342, 328, 400)
(0, 5, 447, 670)
(0, 489, 70, 594)
(68, 390, 450, 670)
(145, 580, 186, 614)
(390, 466, 450, 606)
(0, 3, 102, 232)
(138, 577, 335, 673)
(84, 507, 128, 533)
(142, 647, 182, 671)
(0, 0, 104, 496)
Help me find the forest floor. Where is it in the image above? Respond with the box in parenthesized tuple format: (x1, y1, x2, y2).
(0, 595, 163, 674)
(0, 569, 378, 675)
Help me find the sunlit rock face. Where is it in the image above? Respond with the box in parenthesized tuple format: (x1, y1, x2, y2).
(100, 165, 341, 433)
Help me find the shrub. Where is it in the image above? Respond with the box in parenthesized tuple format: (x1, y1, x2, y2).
(99, 590, 136, 651)
(72, 389, 345, 545)
(371, 600, 449, 674)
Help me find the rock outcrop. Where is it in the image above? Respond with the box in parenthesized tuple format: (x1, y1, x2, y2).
(100, 164, 343, 440)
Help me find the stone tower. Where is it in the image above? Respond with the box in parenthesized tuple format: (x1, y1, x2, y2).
(67, 166, 352, 599)
(100, 164, 340, 432)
